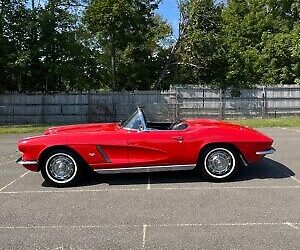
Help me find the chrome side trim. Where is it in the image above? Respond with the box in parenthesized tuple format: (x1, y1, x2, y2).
(16, 157, 38, 165)
(96, 146, 112, 163)
(95, 164, 197, 174)
(256, 147, 276, 155)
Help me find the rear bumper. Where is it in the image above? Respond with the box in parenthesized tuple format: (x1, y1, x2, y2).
(256, 147, 276, 155)
(16, 157, 39, 171)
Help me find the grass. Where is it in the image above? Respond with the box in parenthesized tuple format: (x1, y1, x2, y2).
(0, 124, 50, 134)
(229, 117, 300, 128)
(0, 117, 299, 134)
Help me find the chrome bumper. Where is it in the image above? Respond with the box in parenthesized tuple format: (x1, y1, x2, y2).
(256, 147, 276, 155)
(16, 157, 38, 165)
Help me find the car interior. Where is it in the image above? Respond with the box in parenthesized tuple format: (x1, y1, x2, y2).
(122, 108, 188, 131)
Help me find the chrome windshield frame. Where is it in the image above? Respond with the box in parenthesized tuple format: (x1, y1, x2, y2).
(121, 107, 148, 131)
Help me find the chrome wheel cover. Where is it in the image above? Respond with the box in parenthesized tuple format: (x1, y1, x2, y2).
(204, 148, 235, 178)
(46, 153, 77, 182)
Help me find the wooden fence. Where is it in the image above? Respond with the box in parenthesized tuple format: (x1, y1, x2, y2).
(0, 85, 299, 125)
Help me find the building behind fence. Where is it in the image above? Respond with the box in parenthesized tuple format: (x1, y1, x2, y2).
(0, 85, 299, 125)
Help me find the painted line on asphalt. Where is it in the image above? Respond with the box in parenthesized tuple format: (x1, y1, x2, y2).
(286, 222, 299, 230)
(290, 176, 300, 184)
(280, 127, 300, 133)
(152, 222, 300, 229)
(272, 164, 300, 185)
(0, 185, 300, 194)
(0, 171, 30, 192)
(0, 222, 298, 230)
(0, 154, 19, 167)
(0, 225, 135, 230)
(0, 159, 16, 167)
(142, 224, 147, 248)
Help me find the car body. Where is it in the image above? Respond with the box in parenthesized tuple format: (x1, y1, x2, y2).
(17, 107, 275, 186)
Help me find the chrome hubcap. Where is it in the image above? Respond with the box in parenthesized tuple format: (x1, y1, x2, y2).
(48, 155, 75, 181)
(206, 150, 233, 176)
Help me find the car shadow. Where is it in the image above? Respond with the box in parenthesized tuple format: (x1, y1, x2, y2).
(56, 158, 295, 188)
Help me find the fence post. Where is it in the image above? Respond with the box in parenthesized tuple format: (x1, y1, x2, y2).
(87, 92, 92, 123)
(202, 88, 205, 108)
(262, 87, 268, 118)
(175, 87, 179, 121)
(41, 93, 45, 124)
(219, 89, 225, 120)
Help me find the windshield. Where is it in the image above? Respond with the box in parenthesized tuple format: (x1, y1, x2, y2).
(121, 110, 144, 130)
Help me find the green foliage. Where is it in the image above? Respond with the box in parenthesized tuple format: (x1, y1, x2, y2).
(165, 0, 300, 89)
(0, 0, 299, 92)
(0, 0, 31, 91)
(85, 0, 171, 90)
(171, 0, 227, 88)
(0, 0, 102, 92)
(221, 0, 300, 87)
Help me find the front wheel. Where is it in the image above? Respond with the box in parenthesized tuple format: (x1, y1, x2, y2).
(198, 146, 239, 181)
(41, 149, 83, 187)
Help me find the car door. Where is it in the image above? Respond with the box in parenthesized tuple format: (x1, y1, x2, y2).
(126, 129, 187, 167)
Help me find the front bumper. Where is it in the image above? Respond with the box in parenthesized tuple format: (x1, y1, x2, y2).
(16, 157, 38, 165)
(256, 147, 276, 155)
(16, 157, 39, 171)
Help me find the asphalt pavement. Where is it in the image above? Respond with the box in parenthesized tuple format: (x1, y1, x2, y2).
(0, 128, 299, 249)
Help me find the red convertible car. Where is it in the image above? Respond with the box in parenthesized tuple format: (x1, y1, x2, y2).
(17, 107, 275, 187)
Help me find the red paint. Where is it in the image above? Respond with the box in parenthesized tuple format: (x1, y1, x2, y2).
(17, 119, 274, 172)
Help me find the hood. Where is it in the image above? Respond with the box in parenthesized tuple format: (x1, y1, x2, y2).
(44, 123, 120, 135)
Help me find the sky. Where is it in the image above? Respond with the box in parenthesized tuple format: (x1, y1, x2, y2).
(157, 0, 225, 37)
(157, 0, 180, 37)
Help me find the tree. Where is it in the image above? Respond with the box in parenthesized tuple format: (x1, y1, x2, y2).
(33, 0, 101, 91)
(222, 0, 300, 87)
(260, 24, 300, 85)
(0, 0, 101, 92)
(85, 0, 172, 90)
(159, 0, 228, 89)
(0, 0, 31, 91)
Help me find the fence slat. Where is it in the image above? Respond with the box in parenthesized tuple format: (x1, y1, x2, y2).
(0, 85, 300, 125)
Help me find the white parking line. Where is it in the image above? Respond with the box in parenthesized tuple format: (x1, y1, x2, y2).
(0, 225, 136, 230)
(273, 164, 300, 185)
(152, 222, 300, 230)
(0, 171, 30, 192)
(0, 185, 299, 194)
(0, 153, 19, 167)
(280, 127, 300, 133)
(286, 222, 299, 230)
(0, 222, 298, 230)
(290, 176, 300, 184)
(142, 224, 147, 248)
(0, 159, 16, 167)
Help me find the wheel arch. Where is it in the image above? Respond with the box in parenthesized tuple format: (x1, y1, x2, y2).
(38, 145, 91, 171)
(197, 142, 247, 167)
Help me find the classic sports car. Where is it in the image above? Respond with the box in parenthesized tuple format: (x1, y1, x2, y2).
(17, 107, 275, 187)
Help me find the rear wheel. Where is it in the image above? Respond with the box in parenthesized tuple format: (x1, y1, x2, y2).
(41, 149, 83, 187)
(198, 146, 239, 181)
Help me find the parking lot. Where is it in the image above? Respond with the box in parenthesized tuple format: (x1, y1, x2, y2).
(0, 128, 299, 249)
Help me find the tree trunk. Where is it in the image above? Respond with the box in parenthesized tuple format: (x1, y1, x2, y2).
(110, 34, 116, 90)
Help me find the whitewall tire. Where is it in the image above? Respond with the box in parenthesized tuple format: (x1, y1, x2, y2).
(199, 146, 239, 181)
(41, 149, 83, 187)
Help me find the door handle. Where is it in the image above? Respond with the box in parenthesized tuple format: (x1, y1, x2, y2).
(171, 136, 184, 142)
